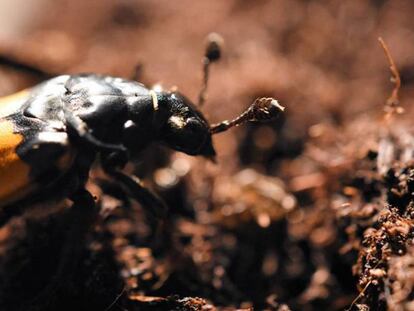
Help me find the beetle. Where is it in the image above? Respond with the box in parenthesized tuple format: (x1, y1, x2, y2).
(0, 36, 284, 306)
(0, 73, 284, 221)
(0, 74, 217, 217)
(0, 33, 284, 222)
(0, 74, 284, 302)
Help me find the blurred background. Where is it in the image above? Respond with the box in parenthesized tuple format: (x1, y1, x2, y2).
(0, 1, 414, 310)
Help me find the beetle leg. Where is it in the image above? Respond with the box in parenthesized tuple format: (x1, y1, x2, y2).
(17, 131, 69, 160)
(101, 158, 167, 220)
(112, 171, 167, 220)
(63, 108, 128, 155)
(100, 150, 128, 170)
(15, 130, 72, 185)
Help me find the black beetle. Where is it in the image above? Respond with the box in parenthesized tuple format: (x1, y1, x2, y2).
(0, 73, 284, 220)
(0, 33, 284, 221)
(0, 36, 284, 305)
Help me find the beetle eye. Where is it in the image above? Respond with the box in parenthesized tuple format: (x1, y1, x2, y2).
(186, 118, 199, 128)
(186, 117, 206, 133)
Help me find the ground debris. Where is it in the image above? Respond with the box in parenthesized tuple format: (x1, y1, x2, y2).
(1, 1, 414, 311)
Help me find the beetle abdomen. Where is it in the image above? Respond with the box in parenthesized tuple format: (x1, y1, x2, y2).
(0, 119, 33, 204)
(0, 88, 75, 207)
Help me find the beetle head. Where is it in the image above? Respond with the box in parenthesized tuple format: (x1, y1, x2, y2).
(123, 33, 283, 161)
(157, 91, 216, 159)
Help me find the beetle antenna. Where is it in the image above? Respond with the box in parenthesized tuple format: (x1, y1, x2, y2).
(198, 33, 223, 107)
(131, 63, 144, 81)
(210, 97, 285, 134)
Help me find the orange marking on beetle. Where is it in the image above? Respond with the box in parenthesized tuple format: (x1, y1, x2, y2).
(0, 120, 32, 204)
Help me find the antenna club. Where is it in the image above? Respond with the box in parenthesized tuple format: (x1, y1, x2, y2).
(248, 97, 285, 122)
(209, 97, 284, 135)
(205, 32, 223, 62)
(198, 32, 224, 107)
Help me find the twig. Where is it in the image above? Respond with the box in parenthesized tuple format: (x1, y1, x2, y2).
(346, 260, 383, 311)
(104, 286, 126, 311)
(378, 37, 402, 117)
(346, 280, 372, 311)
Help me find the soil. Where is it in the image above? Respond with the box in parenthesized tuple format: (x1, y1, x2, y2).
(0, 1, 414, 310)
